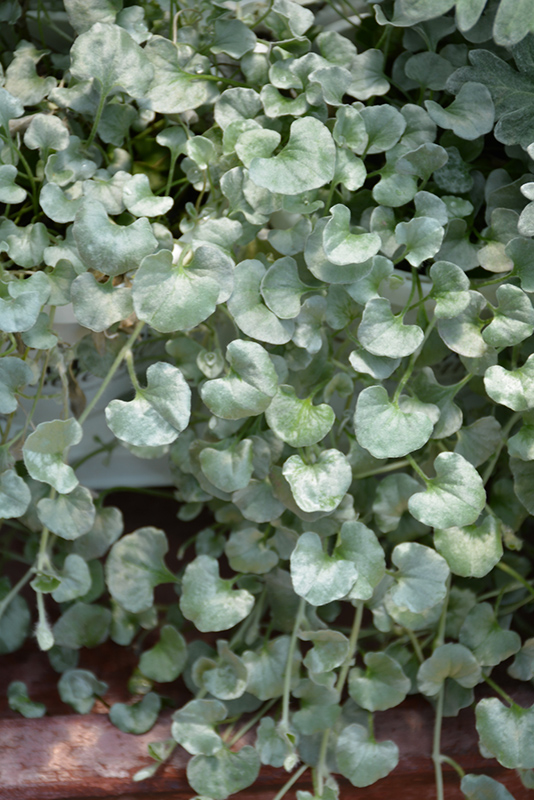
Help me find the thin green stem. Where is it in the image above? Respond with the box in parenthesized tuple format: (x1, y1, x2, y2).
(406, 453, 429, 483)
(227, 698, 278, 747)
(354, 459, 411, 479)
(483, 674, 520, 709)
(317, 601, 364, 796)
(432, 686, 445, 800)
(0, 565, 35, 621)
(125, 349, 141, 392)
(272, 764, 308, 800)
(496, 561, 534, 601)
(439, 755, 465, 779)
(78, 320, 145, 426)
(406, 628, 425, 663)
(281, 596, 305, 728)
(85, 89, 108, 149)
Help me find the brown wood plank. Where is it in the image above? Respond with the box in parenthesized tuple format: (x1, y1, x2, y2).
(2, 693, 534, 800)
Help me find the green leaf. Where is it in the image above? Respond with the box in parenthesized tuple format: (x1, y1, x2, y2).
(37, 485, 95, 540)
(211, 18, 256, 59)
(106, 527, 174, 613)
(139, 625, 187, 683)
(358, 298, 424, 358)
(123, 173, 173, 217)
(482, 285, 534, 347)
(454, 416, 502, 467)
(511, 458, 534, 514)
(282, 449, 352, 513)
(360, 105, 406, 154)
(227, 259, 294, 345)
(396, 142, 449, 181)
(134, 246, 231, 333)
(408, 453, 486, 529)
(144, 36, 218, 114)
(180, 555, 254, 633)
(233, 478, 285, 524)
(476, 698, 534, 769)
(0, 87, 24, 130)
(348, 48, 389, 100)
(73, 506, 123, 560)
(71, 273, 133, 332)
(171, 698, 226, 755)
(74, 199, 157, 277)
(0, 271, 50, 332)
(354, 385, 434, 459)
(417, 643, 481, 697)
(300, 629, 350, 674)
(395, 217, 444, 267)
(425, 82, 494, 140)
(349, 652, 410, 711)
(51, 554, 92, 603)
(70, 22, 153, 99)
(410, 367, 463, 439)
(63, 0, 120, 34)
(23, 419, 82, 494)
(493, 0, 534, 47)
(58, 669, 108, 713)
(0, 579, 30, 654)
(187, 746, 260, 800)
(242, 635, 300, 700)
(7, 681, 46, 718)
(323, 205, 381, 265)
(388, 542, 450, 614)
(336, 723, 399, 788)
(193, 640, 248, 700)
(461, 774, 517, 800)
(484, 355, 534, 411)
(0, 165, 26, 204)
(507, 237, 534, 292)
(435, 514, 503, 578)
(249, 117, 336, 195)
(290, 531, 358, 606)
(109, 692, 161, 734)
(106, 362, 191, 447)
(405, 53, 454, 91)
(261, 256, 310, 318)
(256, 717, 297, 768)
(459, 603, 521, 666)
(349, 350, 400, 380)
(0, 357, 33, 413)
(265, 385, 334, 447)
(53, 602, 111, 649)
(305, 218, 375, 285)
(0, 470, 31, 519)
(200, 440, 254, 494)
(235, 127, 281, 168)
(200, 340, 278, 420)
(508, 638, 534, 681)
(372, 473, 422, 533)
(225, 528, 279, 574)
(437, 291, 489, 358)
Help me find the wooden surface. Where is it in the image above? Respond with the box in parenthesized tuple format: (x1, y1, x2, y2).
(1, 639, 533, 800)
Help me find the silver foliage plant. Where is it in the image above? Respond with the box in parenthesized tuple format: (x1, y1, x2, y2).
(1, 0, 534, 798)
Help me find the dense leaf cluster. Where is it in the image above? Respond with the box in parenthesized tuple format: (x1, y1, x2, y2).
(1, 0, 534, 798)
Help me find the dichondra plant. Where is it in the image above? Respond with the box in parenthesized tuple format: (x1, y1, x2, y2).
(1, 0, 534, 798)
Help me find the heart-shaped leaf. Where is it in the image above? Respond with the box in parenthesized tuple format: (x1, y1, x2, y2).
(387, 542, 450, 614)
(425, 82, 494, 140)
(106, 527, 175, 613)
(395, 216, 444, 267)
(460, 603, 521, 667)
(482, 284, 534, 347)
(227, 259, 294, 344)
(349, 652, 410, 711)
(249, 117, 336, 195)
(323, 204, 381, 265)
(193, 640, 248, 700)
(461, 774, 517, 800)
(0, 470, 31, 519)
(282, 449, 352, 513)
(7, 681, 46, 718)
(74, 199, 157, 277)
(336, 520, 386, 601)
(354, 385, 434, 459)
(171, 698, 226, 755)
(434, 515, 503, 578)
(336, 723, 399, 788)
(265, 385, 334, 447)
(51, 554, 92, 603)
(417, 643, 481, 696)
(187, 746, 260, 800)
(290, 531, 358, 606)
(58, 669, 108, 714)
(358, 298, 423, 357)
(106, 362, 191, 447)
(242, 635, 300, 700)
(109, 692, 161, 734)
(37, 485, 95, 540)
(53, 602, 111, 649)
(23, 419, 82, 494)
(225, 528, 279, 574)
(408, 453, 486, 529)
(300, 629, 350, 674)
(180, 555, 254, 632)
(139, 625, 187, 683)
(476, 698, 534, 769)
(484, 355, 534, 411)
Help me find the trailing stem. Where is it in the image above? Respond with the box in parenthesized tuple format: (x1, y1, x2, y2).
(316, 600, 364, 796)
(432, 577, 451, 800)
(281, 596, 305, 729)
